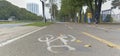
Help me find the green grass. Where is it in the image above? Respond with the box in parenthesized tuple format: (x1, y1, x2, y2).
(0, 21, 22, 24)
(26, 22, 53, 27)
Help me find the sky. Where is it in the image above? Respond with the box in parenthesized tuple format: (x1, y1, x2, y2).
(101, 0, 120, 14)
(6, 0, 61, 19)
(6, 0, 120, 18)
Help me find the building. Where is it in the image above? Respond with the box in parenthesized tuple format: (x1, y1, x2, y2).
(112, 0, 120, 23)
(102, 0, 120, 23)
(27, 3, 39, 15)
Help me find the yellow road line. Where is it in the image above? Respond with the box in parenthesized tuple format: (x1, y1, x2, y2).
(117, 28, 120, 30)
(82, 32, 120, 50)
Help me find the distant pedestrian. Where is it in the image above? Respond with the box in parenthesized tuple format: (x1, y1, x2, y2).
(87, 13, 92, 23)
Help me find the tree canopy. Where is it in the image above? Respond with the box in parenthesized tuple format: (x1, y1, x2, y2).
(0, 1, 42, 21)
(49, 4, 58, 20)
(59, 0, 103, 23)
(112, 0, 120, 9)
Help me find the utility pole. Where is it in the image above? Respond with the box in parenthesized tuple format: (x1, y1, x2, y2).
(40, 0, 47, 23)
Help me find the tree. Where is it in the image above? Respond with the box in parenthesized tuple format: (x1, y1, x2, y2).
(112, 0, 120, 9)
(60, 0, 103, 23)
(60, 0, 78, 22)
(69, 0, 85, 23)
(0, 1, 43, 21)
(49, 4, 58, 21)
(94, 0, 103, 23)
(85, 0, 103, 23)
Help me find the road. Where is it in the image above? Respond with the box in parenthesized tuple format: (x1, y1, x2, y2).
(0, 23, 30, 28)
(0, 22, 120, 56)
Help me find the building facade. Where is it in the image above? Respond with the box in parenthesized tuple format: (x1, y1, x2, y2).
(102, 0, 120, 23)
(27, 3, 39, 15)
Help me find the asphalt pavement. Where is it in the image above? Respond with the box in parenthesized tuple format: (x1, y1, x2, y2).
(0, 22, 120, 56)
(0, 23, 30, 28)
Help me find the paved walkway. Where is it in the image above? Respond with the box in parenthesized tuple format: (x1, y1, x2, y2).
(0, 23, 120, 56)
(0, 26, 40, 42)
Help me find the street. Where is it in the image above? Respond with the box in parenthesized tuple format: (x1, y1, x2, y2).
(0, 23, 31, 28)
(0, 22, 120, 56)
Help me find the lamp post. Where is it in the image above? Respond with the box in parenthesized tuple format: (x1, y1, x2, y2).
(40, 0, 47, 23)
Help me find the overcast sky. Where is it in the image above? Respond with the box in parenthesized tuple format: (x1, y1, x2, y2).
(6, 0, 120, 18)
(6, 0, 60, 18)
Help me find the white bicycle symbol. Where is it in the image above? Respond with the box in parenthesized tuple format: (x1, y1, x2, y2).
(38, 34, 76, 53)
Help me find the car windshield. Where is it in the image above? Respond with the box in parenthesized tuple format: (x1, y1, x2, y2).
(0, 0, 120, 56)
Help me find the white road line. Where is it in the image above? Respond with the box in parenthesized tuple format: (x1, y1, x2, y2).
(0, 26, 47, 47)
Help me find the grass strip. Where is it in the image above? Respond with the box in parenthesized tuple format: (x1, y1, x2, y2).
(26, 22, 53, 27)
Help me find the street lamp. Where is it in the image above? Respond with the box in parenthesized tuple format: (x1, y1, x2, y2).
(40, 0, 47, 23)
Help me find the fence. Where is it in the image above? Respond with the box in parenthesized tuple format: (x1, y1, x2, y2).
(102, 9, 120, 23)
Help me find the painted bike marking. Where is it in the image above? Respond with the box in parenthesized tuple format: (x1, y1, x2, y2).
(38, 34, 76, 53)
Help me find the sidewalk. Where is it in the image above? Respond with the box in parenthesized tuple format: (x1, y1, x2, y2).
(0, 26, 40, 42)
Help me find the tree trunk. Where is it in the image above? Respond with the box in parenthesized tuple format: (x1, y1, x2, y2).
(94, 0, 102, 24)
(79, 7, 82, 23)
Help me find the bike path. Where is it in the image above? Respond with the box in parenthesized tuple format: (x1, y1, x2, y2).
(0, 23, 120, 56)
